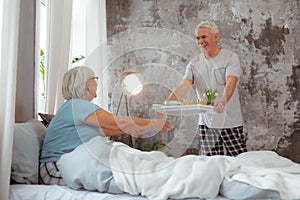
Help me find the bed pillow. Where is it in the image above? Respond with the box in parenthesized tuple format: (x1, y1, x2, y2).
(220, 179, 281, 199)
(11, 119, 46, 184)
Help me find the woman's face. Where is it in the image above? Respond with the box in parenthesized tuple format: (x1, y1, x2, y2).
(86, 77, 98, 101)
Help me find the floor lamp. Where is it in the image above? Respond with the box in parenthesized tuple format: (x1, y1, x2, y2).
(115, 71, 144, 147)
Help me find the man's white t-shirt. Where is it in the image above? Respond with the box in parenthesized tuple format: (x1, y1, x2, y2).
(184, 49, 243, 128)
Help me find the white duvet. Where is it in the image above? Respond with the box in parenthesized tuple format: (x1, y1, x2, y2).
(110, 142, 238, 200)
(57, 136, 300, 200)
(225, 150, 300, 199)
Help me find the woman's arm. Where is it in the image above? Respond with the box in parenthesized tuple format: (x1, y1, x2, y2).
(85, 109, 170, 137)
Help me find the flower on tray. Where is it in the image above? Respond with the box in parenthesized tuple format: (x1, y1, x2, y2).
(203, 89, 218, 105)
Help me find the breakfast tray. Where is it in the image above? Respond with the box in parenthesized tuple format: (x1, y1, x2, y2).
(151, 104, 215, 116)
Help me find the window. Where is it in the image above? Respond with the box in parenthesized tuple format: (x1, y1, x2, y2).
(37, 0, 86, 114)
(37, 0, 47, 113)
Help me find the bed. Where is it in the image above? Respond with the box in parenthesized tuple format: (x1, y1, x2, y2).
(10, 184, 232, 200)
(9, 119, 300, 200)
(10, 184, 148, 200)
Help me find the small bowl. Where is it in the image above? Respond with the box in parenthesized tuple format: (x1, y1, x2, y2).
(197, 100, 207, 105)
(164, 100, 182, 106)
(183, 100, 193, 105)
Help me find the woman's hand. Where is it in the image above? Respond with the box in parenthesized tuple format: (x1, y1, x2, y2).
(127, 119, 170, 135)
(127, 129, 145, 136)
(150, 119, 171, 133)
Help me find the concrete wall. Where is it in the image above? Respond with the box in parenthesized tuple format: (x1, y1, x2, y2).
(106, 0, 300, 162)
(15, 0, 36, 122)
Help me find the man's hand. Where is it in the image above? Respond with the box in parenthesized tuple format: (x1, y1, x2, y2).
(214, 102, 225, 114)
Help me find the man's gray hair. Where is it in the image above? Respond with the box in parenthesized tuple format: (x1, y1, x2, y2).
(196, 21, 219, 34)
(62, 66, 95, 100)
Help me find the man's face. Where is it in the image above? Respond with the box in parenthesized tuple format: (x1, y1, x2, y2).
(195, 27, 218, 52)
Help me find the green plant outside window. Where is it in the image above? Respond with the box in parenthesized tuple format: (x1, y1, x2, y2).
(39, 50, 85, 98)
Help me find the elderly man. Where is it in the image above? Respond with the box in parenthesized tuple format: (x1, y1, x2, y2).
(166, 21, 247, 156)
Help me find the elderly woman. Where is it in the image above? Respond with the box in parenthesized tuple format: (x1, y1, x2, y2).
(39, 66, 170, 186)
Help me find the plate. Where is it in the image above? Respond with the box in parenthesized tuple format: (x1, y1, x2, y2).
(151, 104, 215, 116)
(163, 100, 182, 106)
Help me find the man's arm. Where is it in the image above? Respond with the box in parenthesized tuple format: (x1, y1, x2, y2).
(214, 75, 238, 113)
(166, 78, 193, 101)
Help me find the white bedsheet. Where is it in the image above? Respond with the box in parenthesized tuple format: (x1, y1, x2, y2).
(9, 184, 147, 200)
(9, 184, 229, 200)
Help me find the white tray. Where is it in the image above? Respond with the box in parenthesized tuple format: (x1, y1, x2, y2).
(151, 104, 215, 116)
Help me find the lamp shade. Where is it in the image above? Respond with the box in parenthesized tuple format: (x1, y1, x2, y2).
(120, 72, 144, 96)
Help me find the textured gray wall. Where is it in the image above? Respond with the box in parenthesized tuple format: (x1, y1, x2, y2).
(105, 0, 300, 162)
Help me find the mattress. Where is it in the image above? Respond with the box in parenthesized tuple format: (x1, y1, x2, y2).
(9, 184, 229, 200)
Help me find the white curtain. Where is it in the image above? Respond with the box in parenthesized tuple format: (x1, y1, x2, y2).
(0, 0, 20, 199)
(85, 0, 108, 109)
(45, 0, 107, 113)
(45, 0, 73, 114)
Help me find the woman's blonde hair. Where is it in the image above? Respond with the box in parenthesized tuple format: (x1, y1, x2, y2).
(62, 66, 95, 100)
